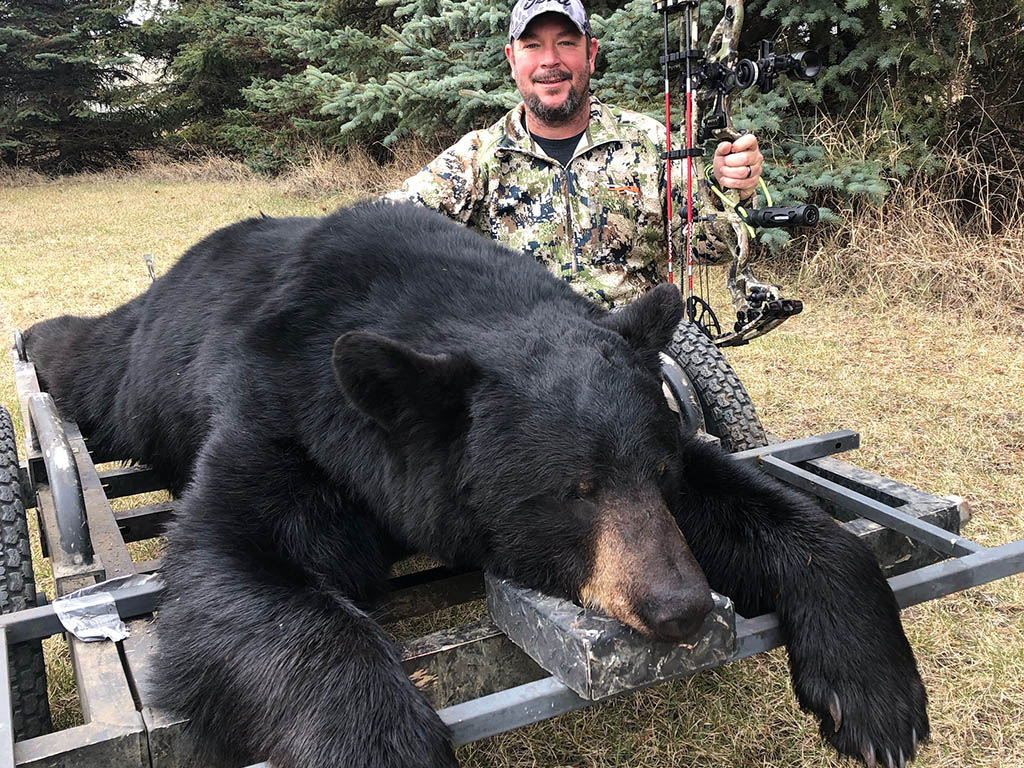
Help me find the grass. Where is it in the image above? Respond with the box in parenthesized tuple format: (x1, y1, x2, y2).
(0, 162, 1021, 766)
(802, 116, 1024, 327)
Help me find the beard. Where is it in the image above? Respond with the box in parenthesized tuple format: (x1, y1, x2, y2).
(525, 74, 588, 126)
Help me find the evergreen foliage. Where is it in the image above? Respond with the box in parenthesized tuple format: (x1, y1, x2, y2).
(2, 0, 1021, 231)
(146, 0, 1022, 222)
(132, 0, 297, 156)
(0, 0, 154, 171)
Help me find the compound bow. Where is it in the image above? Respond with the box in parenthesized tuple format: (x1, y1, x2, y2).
(653, 0, 822, 346)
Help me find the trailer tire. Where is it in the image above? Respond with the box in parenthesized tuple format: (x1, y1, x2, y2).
(665, 320, 766, 452)
(0, 406, 52, 739)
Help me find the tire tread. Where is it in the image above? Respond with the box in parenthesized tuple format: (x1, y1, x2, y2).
(666, 322, 766, 452)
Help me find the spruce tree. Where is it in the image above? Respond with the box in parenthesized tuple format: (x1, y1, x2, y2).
(0, 0, 153, 170)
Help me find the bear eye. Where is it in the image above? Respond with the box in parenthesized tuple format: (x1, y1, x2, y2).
(656, 460, 667, 477)
(576, 479, 595, 497)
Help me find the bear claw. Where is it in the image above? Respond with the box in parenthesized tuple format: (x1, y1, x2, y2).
(829, 691, 842, 732)
(860, 744, 909, 768)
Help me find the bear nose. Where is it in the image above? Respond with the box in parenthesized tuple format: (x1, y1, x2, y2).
(645, 589, 715, 642)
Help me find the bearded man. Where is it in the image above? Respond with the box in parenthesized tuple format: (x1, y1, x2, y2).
(387, 0, 764, 308)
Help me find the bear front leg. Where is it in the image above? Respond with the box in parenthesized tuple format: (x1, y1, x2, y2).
(150, 439, 458, 768)
(153, 549, 458, 768)
(672, 439, 929, 767)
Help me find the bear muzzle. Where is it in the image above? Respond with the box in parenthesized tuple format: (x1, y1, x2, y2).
(579, 488, 714, 643)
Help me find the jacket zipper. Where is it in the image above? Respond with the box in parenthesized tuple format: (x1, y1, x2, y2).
(563, 170, 576, 273)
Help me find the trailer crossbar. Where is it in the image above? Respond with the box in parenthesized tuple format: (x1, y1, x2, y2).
(759, 453, 982, 557)
(729, 429, 860, 466)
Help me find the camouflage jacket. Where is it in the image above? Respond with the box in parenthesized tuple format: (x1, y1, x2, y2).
(386, 97, 672, 307)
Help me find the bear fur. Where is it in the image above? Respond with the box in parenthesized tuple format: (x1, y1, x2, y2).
(24, 202, 928, 767)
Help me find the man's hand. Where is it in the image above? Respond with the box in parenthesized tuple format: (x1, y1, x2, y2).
(712, 133, 763, 194)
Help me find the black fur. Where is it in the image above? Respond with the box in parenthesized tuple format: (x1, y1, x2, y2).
(23, 202, 928, 767)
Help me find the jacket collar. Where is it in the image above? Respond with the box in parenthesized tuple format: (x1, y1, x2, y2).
(498, 96, 623, 155)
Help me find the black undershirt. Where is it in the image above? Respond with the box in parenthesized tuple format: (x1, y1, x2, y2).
(530, 129, 586, 169)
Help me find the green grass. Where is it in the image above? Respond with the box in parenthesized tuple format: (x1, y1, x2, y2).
(1, 169, 1021, 767)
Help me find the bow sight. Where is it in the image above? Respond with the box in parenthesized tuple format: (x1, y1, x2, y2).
(735, 43, 822, 92)
(653, 0, 826, 346)
(702, 41, 823, 138)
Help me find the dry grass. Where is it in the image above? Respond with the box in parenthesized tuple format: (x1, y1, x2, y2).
(0, 142, 434, 202)
(275, 140, 436, 199)
(0, 166, 49, 188)
(0, 153, 254, 189)
(0, 163, 1021, 766)
(802, 115, 1024, 324)
(803, 189, 1024, 323)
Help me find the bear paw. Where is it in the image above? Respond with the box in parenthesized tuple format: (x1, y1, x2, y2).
(794, 661, 929, 767)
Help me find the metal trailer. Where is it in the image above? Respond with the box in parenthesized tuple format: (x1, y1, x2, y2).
(3, 338, 1024, 768)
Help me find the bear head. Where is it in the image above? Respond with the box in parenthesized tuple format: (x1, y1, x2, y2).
(332, 283, 714, 642)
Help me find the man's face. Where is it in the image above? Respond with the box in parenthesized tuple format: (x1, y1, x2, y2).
(505, 13, 598, 127)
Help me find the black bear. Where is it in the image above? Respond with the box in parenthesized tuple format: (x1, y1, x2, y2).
(24, 202, 927, 768)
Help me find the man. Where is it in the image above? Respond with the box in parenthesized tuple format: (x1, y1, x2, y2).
(387, 0, 763, 308)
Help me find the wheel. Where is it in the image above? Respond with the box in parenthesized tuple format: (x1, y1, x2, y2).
(0, 405, 52, 739)
(664, 320, 766, 452)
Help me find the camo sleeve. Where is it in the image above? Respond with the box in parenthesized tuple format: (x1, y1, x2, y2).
(383, 131, 489, 225)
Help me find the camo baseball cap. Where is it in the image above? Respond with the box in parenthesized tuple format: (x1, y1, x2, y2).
(509, 0, 592, 40)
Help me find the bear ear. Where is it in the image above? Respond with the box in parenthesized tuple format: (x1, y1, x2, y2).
(598, 283, 684, 361)
(332, 331, 479, 432)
